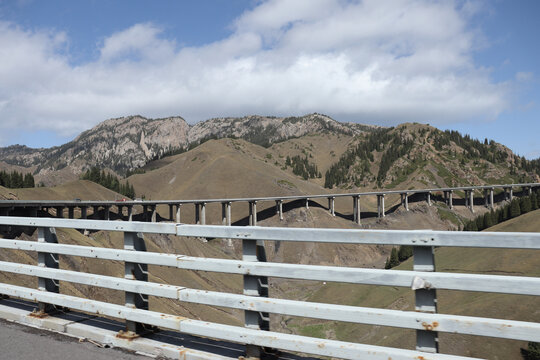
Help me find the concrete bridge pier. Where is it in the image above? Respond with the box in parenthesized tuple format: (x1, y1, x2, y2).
(401, 193, 409, 211)
(104, 206, 110, 221)
(276, 200, 283, 221)
(426, 192, 431, 206)
(67, 207, 74, 219)
(150, 205, 157, 223)
(377, 194, 385, 218)
(80, 206, 87, 219)
(249, 201, 257, 226)
(328, 197, 335, 216)
(468, 190, 475, 213)
(127, 206, 133, 221)
(305, 198, 309, 210)
(352, 196, 361, 225)
(448, 190, 453, 209)
(168, 205, 174, 222)
(92, 206, 99, 219)
(175, 204, 181, 223)
(55, 207, 64, 218)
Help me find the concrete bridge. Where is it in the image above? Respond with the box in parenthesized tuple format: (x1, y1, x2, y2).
(1, 183, 539, 226)
(0, 215, 539, 359)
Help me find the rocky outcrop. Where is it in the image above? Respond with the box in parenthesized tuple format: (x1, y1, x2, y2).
(0, 113, 374, 185)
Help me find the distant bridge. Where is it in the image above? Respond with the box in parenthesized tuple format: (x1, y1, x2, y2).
(1, 183, 539, 226)
(0, 216, 539, 359)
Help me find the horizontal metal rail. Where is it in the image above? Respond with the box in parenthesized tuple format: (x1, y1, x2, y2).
(2, 217, 540, 248)
(0, 282, 480, 360)
(1, 238, 539, 296)
(1, 261, 538, 342)
(0, 182, 538, 207)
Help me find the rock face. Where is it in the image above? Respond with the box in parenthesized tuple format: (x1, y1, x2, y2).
(0, 113, 374, 185)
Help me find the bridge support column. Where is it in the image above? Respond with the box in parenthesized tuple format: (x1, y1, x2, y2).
(377, 194, 385, 218)
(104, 206, 110, 221)
(169, 205, 174, 222)
(352, 196, 360, 225)
(328, 197, 335, 216)
(150, 205, 157, 223)
(509, 187, 513, 201)
(490, 188, 494, 209)
(195, 204, 200, 224)
(92, 206, 99, 219)
(305, 198, 309, 209)
(404, 193, 409, 211)
(249, 201, 257, 226)
(243, 238, 270, 358)
(127, 206, 133, 221)
(427, 192, 431, 206)
(175, 204, 181, 223)
(37, 227, 59, 314)
(55, 207, 63, 218)
(143, 205, 148, 222)
(448, 190, 453, 209)
(469, 190, 474, 213)
(68, 207, 74, 219)
(413, 246, 439, 353)
(123, 231, 148, 335)
(80, 206, 87, 219)
(276, 200, 283, 221)
(221, 202, 227, 225)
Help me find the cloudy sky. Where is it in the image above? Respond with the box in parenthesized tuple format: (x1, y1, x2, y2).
(0, 0, 538, 158)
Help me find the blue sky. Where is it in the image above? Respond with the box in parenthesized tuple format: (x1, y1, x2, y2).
(0, 0, 538, 158)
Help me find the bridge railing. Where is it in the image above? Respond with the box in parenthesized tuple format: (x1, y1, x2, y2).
(0, 216, 539, 360)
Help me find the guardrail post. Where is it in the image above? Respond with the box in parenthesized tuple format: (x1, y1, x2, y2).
(413, 246, 438, 353)
(36, 227, 59, 315)
(123, 231, 149, 336)
(243, 237, 270, 358)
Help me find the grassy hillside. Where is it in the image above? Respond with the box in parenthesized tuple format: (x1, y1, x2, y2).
(281, 209, 540, 360)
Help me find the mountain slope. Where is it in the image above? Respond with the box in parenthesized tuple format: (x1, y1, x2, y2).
(0, 113, 373, 186)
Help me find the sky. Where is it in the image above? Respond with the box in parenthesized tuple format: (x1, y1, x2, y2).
(0, 0, 538, 158)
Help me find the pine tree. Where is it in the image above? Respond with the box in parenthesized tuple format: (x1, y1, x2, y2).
(388, 248, 400, 268)
(398, 245, 413, 262)
(483, 212, 493, 229)
(521, 196, 532, 213)
(510, 199, 521, 218)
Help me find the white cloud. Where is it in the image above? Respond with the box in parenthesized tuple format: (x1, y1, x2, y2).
(0, 0, 511, 145)
(516, 71, 533, 82)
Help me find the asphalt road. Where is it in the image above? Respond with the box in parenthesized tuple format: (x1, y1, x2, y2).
(0, 318, 149, 360)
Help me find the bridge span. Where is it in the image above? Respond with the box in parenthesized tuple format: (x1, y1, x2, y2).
(0, 215, 538, 359)
(1, 182, 539, 226)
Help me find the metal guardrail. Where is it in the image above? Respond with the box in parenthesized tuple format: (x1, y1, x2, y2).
(0, 216, 539, 359)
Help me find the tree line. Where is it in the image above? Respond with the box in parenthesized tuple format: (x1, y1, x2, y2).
(463, 190, 540, 231)
(0, 170, 35, 188)
(285, 155, 321, 180)
(81, 167, 136, 199)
